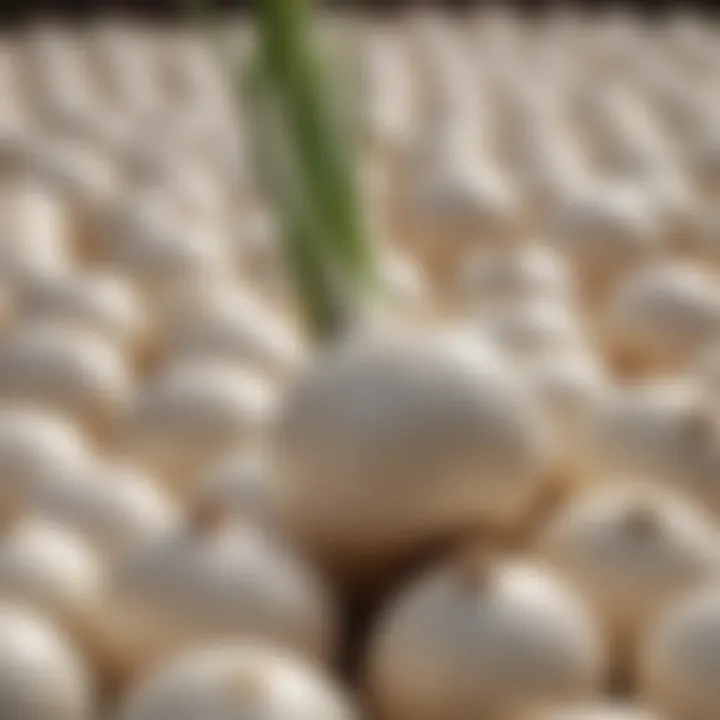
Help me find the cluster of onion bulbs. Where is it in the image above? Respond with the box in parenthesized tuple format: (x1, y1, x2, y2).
(2, 9, 720, 720)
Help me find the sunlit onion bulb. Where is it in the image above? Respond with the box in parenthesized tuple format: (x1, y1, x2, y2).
(0, 495, 104, 653)
(159, 286, 306, 382)
(101, 513, 338, 680)
(0, 181, 72, 289)
(277, 327, 554, 582)
(404, 153, 522, 281)
(118, 644, 356, 720)
(20, 25, 99, 129)
(18, 271, 146, 353)
(578, 378, 710, 486)
(363, 26, 417, 158)
(550, 181, 661, 303)
(582, 84, 672, 181)
(520, 349, 609, 469)
(0, 322, 132, 435)
(26, 137, 119, 209)
(0, 407, 91, 497)
(31, 460, 181, 560)
(98, 195, 231, 299)
(123, 360, 277, 491)
(476, 300, 585, 362)
(602, 261, 720, 375)
(367, 553, 606, 720)
(640, 582, 720, 720)
(538, 485, 720, 679)
(87, 27, 163, 122)
(0, 603, 95, 720)
(457, 245, 575, 308)
(156, 32, 227, 111)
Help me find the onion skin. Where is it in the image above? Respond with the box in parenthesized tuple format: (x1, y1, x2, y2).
(367, 555, 606, 720)
(277, 328, 555, 586)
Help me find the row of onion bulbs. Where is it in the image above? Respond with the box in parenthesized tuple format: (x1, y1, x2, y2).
(2, 11, 720, 720)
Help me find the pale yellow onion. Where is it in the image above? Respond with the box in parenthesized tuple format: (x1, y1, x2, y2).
(0, 603, 95, 720)
(0, 322, 132, 433)
(409, 153, 521, 248)
(550, 181, 661, 301)
(97, 195, 230, 298)
(123, 359, 277, 490)
(30, 460, 182, 559)
(118, 643, 356, 720)
(155, 32, 226, 109)
(503, 94, 592, 214)
(398, 147, 522, 282)
(640, 582, 720, 720)
(86, 25, 162, 119)
(363, 25, 417, 158)
(476, 299, 586, 362)
(367, 554, 606, 720)
(159, 287, 306, 381)
(584, 381, 720, 521)
(0, 407, 91, 496)
(26, 137, 120, 209)
(457, 244, 575, 308)
(578, 377, 709, 486)
(17, 271, 147, 351)
(538, 485, 720, 678)
(602, 261, 720, 374)
(20, 27, 98, 129)
(519, 349, 609, 474)
(277, 327, 555, 580)
(0, 503, 105, 654)
(0, 181, 72, 288)
(149, 271, 248, 342)
(101, 514, 338, 679)
(583, 84, 671, 181)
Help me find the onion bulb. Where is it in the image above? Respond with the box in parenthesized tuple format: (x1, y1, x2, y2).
(0, 603, 95, 720)
(367, 552, 606, 720)
(640, 582, 720, 720)
(602, 261, 720, 375)
(118, 643, 356, 720)
(123, 359, 277, 490)
(100, 509, 337, 680)
(277, 328, 555, 582)
(538, 485, 720, 678)
(0, 322, 132, 435)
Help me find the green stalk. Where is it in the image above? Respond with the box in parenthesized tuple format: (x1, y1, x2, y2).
(244, 56, 348, 340)
(256, 0, 368, 269)
(184, 0, 377, 341)
(254, 0, 378, 326)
